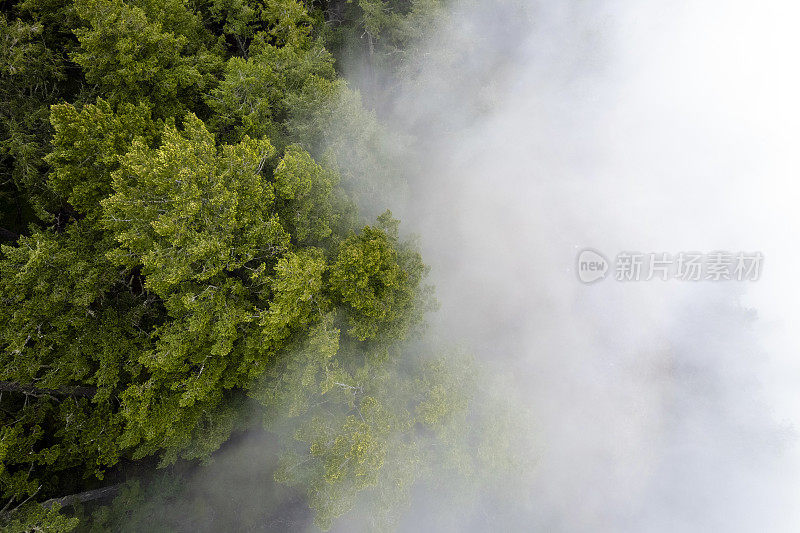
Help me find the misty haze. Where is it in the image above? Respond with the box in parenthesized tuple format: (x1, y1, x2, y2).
(0, 0, 798, 532)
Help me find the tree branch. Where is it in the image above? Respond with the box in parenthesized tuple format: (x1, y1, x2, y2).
(0, 381, 96, 398)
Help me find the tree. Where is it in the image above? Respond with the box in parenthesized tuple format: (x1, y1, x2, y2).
(0, 0, 520, 530)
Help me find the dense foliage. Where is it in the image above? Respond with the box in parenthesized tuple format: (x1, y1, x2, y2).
(0, 0, 522, 530)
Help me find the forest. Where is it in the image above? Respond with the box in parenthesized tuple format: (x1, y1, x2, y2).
(5, 0, 793, 531)
(0, 0, 523, 530)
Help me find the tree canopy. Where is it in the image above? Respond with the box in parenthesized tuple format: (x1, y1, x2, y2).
(0, 0, 522, 530)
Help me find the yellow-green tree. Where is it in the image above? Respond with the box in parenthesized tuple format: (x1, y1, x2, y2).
(0, 0, 519, 530)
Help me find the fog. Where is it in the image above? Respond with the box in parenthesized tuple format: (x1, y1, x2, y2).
(125, 1, 800, 530)
(362, 0, 800, 530)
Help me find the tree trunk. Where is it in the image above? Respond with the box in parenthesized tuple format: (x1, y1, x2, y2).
(0, 227, 18, 242)
(42, 484, 122, 509)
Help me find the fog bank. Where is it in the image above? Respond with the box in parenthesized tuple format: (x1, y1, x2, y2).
(374, 0, 800, 530)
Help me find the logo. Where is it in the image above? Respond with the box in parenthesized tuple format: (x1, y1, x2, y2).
(577, 249, 609, 283)
(575, 249, 763, 283)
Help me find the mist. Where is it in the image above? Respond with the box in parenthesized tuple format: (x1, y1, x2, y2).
(114, 1, 800, 530)
(351, 0, 800, 531)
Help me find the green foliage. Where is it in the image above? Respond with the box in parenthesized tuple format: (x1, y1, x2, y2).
(285, 76, 410, 216)
(70, 0, 221, 117)
(262, 339, 486, 530)
(368, 0, 444, 44)
(0, 0, 520, 530)
(0, 13, 68, 222)
(102, 113, 282, 292)
(47, 99, 159, 216)
(0, 224, 136, 503)
(273, 145, 351, 246)
(320, 0, 447, 101)
(330, 213, 428, 341)
(2, 503, 79, 533)
(205, 32, 336, 146)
